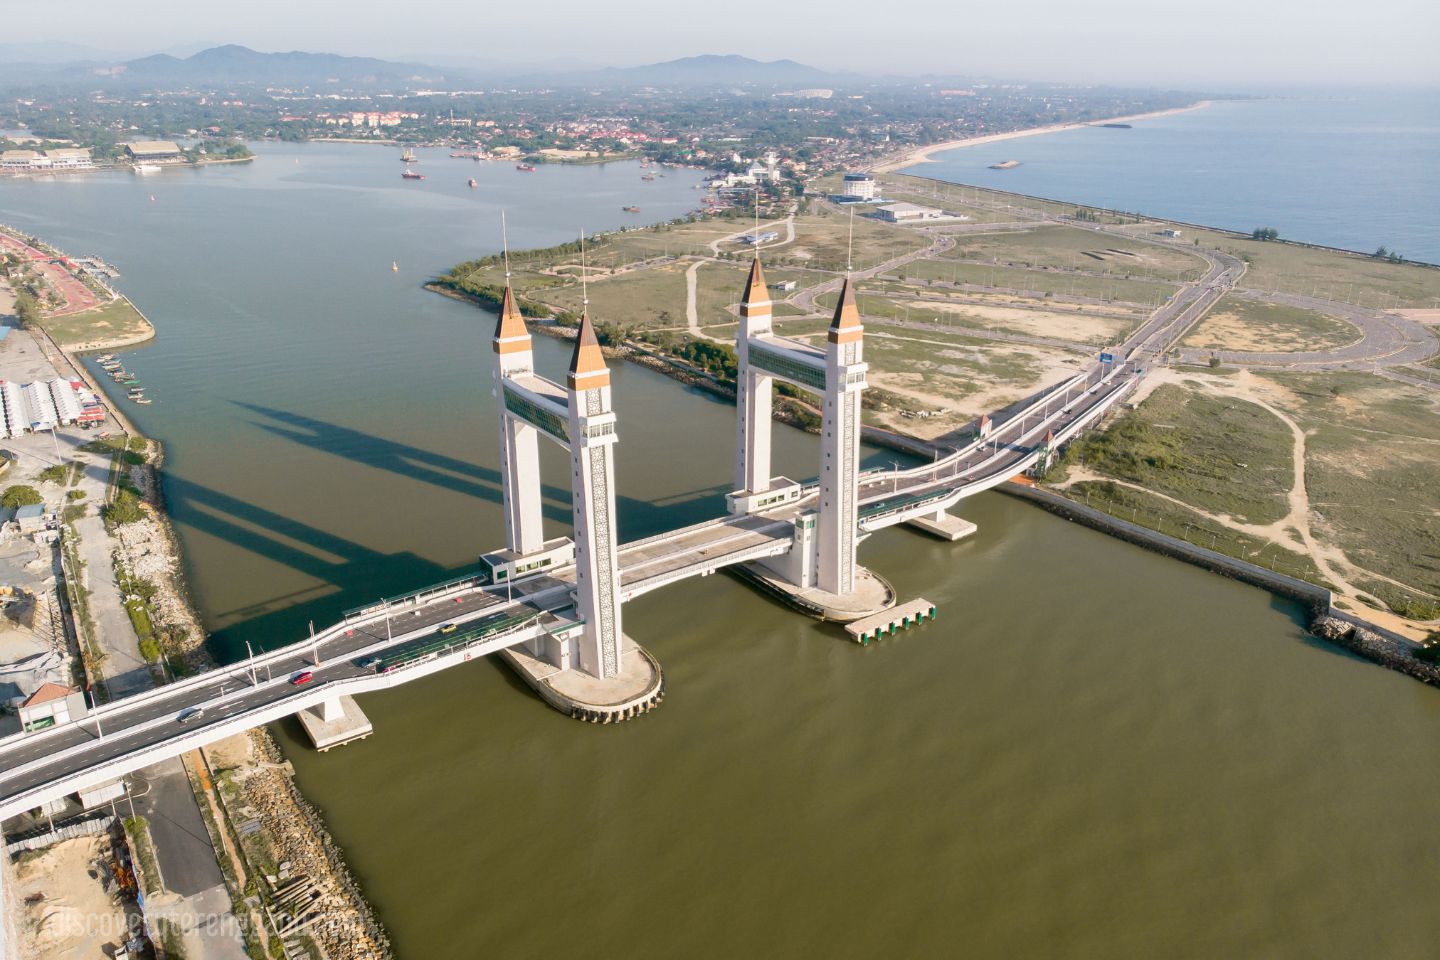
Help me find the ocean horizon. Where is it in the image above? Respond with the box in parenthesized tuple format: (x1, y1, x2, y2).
(904, 93, 1440, 264)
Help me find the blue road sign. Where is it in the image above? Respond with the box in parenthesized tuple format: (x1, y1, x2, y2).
(1099, 352, 1114, 364)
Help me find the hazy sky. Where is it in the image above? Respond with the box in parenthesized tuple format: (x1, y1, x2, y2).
(8, 0, 1438, 88)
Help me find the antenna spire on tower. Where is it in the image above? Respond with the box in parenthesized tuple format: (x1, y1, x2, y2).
(846, 207, 855, 275)
(579, 231, 590, 310)
(501, 210, 511, 282)
(753, 187, 760, 253)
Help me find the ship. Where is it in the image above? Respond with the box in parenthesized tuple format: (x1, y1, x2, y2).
(402, 170, 425, 180)
(400, 148, 418, 163)
(622, 206, 640, 213)
(516, 163, 537, 172)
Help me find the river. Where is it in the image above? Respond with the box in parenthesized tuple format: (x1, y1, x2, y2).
(2, 143, 1438, 958)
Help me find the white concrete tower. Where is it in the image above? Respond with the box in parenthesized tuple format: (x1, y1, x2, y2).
(566, 312, 624, 679)
(816, 278, 867, 595)
(493, 284, 545, 556)
(734, 255, 774, 495)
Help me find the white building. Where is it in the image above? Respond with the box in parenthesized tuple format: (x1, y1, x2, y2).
(841, 172, 876, 200)
(876, 202, 943, 223)
(44, 148, 93, 170)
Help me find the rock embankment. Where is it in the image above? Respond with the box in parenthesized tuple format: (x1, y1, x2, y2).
(235, 732, 392, 960)
(1309, 615, 1440, 686)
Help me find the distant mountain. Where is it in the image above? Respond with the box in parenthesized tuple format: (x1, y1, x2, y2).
(0, 41, 129, 64)
(109, 44, 449, 87)
(555, 54, 834, 87)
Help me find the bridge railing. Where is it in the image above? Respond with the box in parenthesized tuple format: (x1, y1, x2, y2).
(342, 571, 486, 619)
(0, 614, 557, 819)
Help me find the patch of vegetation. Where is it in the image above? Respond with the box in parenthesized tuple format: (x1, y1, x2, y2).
(1059, 385, 1293, 524)
(123, 816, 164, 896)
(37, 464, 69, 484)
(35, 296, 151, 349)
(0, 485, 42, 508)
(1064, 480, 1325, 583)
(66, 489, 85, 500)
(103, 488, 146, 527)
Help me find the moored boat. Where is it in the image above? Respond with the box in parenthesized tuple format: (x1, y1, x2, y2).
(516, 163, 536, 172)
(401, 169, 425, 180)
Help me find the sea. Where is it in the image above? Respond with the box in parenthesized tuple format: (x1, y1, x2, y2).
(905, 93, 1440, 264)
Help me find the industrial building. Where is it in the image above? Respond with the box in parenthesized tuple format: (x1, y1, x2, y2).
(122, 140, 182, 162)
(875, 202, 944, 223)
(840, 172, 877, 200)
(0, 148, 92, 172)
(0, 379, 101, 436)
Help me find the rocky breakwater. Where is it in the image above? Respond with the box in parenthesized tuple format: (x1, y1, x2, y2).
(227, 732, 392, 960)
(1309, 615, 1440, 687)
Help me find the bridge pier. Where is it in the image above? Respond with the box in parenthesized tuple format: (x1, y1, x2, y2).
(297, 695, 372, 752)
(500, 633, 663, 723)
(905, 509, 977, 542)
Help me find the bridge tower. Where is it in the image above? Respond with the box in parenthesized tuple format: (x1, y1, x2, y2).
(816, 278, 867, 594)
(493, 284, 546, 555)
(567, 312, 624, 679)
(735, 255, 774, 496)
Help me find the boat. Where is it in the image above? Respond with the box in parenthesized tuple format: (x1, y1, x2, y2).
(516, 163, 536, 172)
(401, 170, 425, 180)
(400, 148, 418, 163)
(622, 206, 640, 213)
(392, 261, 399, 272)
(134, 164, 160, 175)
(468, 178, 478, 188)
(133, 398, 152, 405)
(641, 173, 656, 181)
(96, 354, 114, 363)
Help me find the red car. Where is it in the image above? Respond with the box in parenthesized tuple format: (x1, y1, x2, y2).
(290, 670, 314, 685)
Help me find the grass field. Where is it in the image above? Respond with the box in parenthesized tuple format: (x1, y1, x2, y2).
(1181, 295, 1362, 354)
(1063, 479, 1326, 584)
(1257, 372, 1440, 602)
(942, 224, 1209, 281)
(1188, 228, 1440, 308)
(760, 208, 930, 273)
(39, 296, 153, 348)
(894, 258, 1175, 305)
(1056, 384, 1294, 524)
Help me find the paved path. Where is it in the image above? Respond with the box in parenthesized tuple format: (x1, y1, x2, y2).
(1176, 291, 1439, 371)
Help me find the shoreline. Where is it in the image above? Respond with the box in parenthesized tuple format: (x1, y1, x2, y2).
(871, 100, 1213, 173)
(9, 251, 395, 958)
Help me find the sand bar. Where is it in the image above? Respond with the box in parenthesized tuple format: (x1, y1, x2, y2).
(873, 101, 1212, 173)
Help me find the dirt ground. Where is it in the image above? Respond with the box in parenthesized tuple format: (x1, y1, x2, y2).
(13, 835, 133, 960)
(924, 300, 1133, 344)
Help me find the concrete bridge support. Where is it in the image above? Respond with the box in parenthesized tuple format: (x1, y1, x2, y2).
(735, 256, 775, 496)
(297, 696, 372, 752)
(816, 278, 867, 596)
(567, 312, 625, 680)
(906, 509, 978, 542)
(494, 286, 546, 556)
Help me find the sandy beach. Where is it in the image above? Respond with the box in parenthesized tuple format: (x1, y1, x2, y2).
(872, 100, 1212, 173)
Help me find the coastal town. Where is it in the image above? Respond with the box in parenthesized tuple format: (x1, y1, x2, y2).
(0, 24, 1436, 960)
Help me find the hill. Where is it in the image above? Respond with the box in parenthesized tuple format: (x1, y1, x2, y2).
(558, 54, 834, 87)
(111, 44, 448, 87)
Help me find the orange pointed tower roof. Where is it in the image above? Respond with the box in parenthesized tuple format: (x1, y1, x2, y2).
(568, 310, 610, 389)
(740, 256, 769, 311)
(828, 277, 863, 345)
(493, 284, 532, 355)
